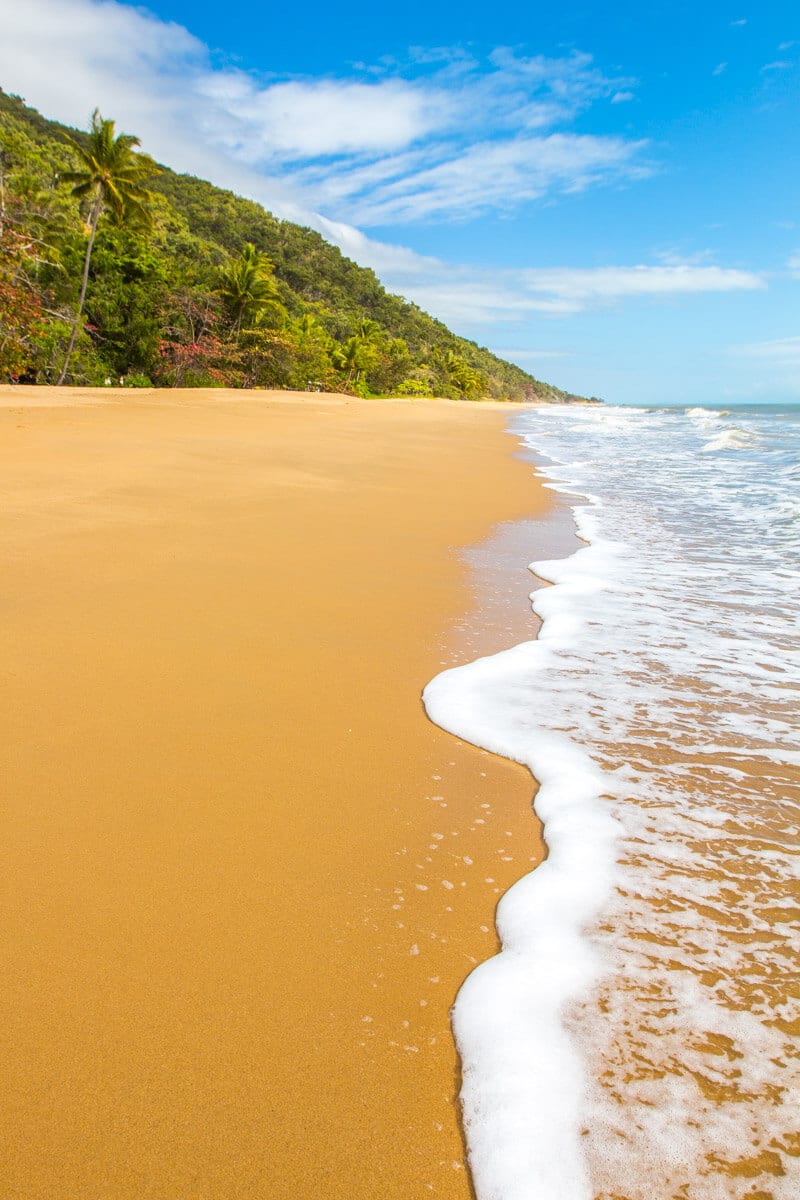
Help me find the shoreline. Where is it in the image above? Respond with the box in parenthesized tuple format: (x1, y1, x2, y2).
(0, 383, 539, 406)
(1, 387, 566, 1199)
(430, 402, 800, 1199)
(0, 382, 601, 409)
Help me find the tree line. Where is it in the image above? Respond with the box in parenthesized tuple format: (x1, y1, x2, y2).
(0, 91, 577, 402)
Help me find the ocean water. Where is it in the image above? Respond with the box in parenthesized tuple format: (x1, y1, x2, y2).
(424, 404, 800, 1200)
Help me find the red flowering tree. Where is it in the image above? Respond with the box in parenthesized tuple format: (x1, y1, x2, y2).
(154, 291, 236, 386)
(0, 216, 47, 378)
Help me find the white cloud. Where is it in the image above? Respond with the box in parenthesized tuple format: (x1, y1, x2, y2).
(517, 264, 764, 304)
(788, 253, 800, 276)
(309, 225, 766, 325)
(0, 0, 648, 228)
(323, 133, 651, 225)
(195, 75, 453, 160)
(713, 62, 728, 76)
(0, 0, 305, 212)
(611, 91, 635, 103)
(389, 265, 764, 327)
(313, 218, 440, 277)
(0, 0, 452, 177)
(0, 1, 201, 150)
(0, 0, 767, 353)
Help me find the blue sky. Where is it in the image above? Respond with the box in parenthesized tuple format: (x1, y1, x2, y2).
(0, 0, 798, 403)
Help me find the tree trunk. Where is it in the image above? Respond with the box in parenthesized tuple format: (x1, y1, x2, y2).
(56, 191, 101, 386)
(0, 150, 6, 241)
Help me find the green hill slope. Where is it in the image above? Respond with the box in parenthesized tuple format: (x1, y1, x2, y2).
(0, 89, 581, 401)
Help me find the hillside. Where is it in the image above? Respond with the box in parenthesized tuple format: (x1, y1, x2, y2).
(0, 89, 582, 401)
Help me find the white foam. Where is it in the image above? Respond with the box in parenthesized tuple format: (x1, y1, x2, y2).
(424, 600, 620, 1200)
(424, 403, 800, 1200)
(701, 426, 761, 451)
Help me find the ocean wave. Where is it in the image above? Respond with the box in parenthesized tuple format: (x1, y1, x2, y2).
(424, 538, 620, 1200)
(701, 427, 761, 451)
(425, 402, 800, 1200)
(686, 406, 730, 430)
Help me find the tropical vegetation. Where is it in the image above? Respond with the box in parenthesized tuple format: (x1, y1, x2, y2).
(0, 88, 582, 402)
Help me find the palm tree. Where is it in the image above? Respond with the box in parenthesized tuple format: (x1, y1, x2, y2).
(355, 318, 381, 344)
(331, 335, 366, 385)
(218, 243, 284, 335)
(442, 348, 485, 398)
(296, 313, 321, 337)
(57, 109, 159, 385)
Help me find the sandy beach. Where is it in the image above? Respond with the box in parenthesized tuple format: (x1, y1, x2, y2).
(1, 387, 552, 1200)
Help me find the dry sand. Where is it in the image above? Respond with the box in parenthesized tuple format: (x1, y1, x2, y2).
(1, 387, 553, 1200)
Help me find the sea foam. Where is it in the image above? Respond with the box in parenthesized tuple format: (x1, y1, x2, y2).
(424, 403, 800, 1200)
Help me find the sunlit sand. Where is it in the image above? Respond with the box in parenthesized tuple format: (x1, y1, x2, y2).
(1, 386, 553, 1200)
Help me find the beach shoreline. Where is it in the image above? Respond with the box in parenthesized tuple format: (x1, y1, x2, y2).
(0, 382, 542, 407)
(1, 386, 562, 1200)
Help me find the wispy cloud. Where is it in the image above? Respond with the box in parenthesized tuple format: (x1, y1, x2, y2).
(392, 265, 764, 325)
(712, 62, 727, 76)
(315, 223, 766, 324)
(0, 0, 768, 359)
(516, 264, 764, 307)
(179, 41, 650, 225)
(309, 133, 650, 225)
(735, 336, 800, 364)
(0, 0, 648, 228)
(194, 75, 452, 159)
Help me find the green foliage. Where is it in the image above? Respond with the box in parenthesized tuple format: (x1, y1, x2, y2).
(0, 203, 47, 375)
(0, 87, 583, 402)
(60, 108, 160, 230)
(331, 334, 367, 385)
(54, 108, 161, 382)
(217, 241, 286, 335)
(286, 314, 336, 390)
(395, 377, 432, 397)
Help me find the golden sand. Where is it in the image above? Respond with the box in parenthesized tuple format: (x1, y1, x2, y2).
(1, 387, 551, 1200)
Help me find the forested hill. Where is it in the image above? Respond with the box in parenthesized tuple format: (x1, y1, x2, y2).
(0, 88, 583, 401)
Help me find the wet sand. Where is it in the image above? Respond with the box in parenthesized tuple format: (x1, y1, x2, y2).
(0, 387, 552, 1200)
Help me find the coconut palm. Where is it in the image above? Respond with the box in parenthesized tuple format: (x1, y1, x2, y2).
(442, 348, 485, 398)
(57, 109, 159, 384)
(331, 335, 366, 385)
(355, 318, 382, 344)
(218, 243, 284, 335)
(296, 313, 322, 337)
(442, 349, 463, 374)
